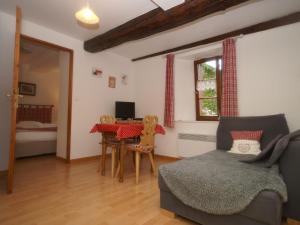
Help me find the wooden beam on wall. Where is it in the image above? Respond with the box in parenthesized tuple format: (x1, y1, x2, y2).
(132, 11, 300, 61)
(84, 0, 251, 52)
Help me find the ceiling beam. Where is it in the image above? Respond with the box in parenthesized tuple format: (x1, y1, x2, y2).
(132, 11, 300, 61)
(84, 0, 252, 52)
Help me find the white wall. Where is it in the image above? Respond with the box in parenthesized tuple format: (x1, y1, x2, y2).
(56, 51, 69, 159)
(134, 57, 218, 157)
(0, 11, 135, 170)
(0, 12, 15, 171)
(19, 67, 60, 122)
(133, 22, 300, 157)
(134, 57, 177, 157)
(174, 59, 195, 121)
(237, 23, 300, 131)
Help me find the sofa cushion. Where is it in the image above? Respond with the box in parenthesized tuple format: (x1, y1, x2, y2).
(159, 173, 282, 225)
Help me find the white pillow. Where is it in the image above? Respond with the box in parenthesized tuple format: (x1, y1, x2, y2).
(228, 140, 261, 155)
(41, 123, 57, 128)
(17, 121, 43, 128)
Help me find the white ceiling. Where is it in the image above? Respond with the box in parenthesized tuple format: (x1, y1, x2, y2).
(0, 0, 157, 40)
(1, 0, 300, 59)
(111, 0, 300, 59)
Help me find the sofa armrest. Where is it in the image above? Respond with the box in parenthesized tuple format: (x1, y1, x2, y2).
(280, 140, 300, 220)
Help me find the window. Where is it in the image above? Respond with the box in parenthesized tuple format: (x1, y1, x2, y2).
(194, 56, 222, 121)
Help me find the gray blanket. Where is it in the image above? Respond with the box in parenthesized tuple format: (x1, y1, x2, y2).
(159, 150, 287, 215)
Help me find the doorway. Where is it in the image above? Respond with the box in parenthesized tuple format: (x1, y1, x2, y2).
(7, 33, 73, 193)
(18, 35, 73, 161)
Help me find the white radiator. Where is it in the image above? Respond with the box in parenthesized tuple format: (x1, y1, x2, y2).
(177, 133, 216, 157)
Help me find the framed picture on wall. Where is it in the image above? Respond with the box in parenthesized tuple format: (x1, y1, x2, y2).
(19, 82, 36, 96)
(108, 76, 116, 88)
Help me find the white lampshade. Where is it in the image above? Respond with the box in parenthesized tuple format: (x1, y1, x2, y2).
(75, 7, 99, 25)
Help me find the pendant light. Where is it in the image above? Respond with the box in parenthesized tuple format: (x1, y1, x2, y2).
(75, 4, 99, 25)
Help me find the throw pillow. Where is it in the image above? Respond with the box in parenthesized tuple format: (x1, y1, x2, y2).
(265, 129, 300, 167)
(240, 134, 283, 163)
(228, 130, 263, 155)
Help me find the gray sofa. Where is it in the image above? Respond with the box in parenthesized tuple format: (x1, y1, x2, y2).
(158, 114, 300, 225)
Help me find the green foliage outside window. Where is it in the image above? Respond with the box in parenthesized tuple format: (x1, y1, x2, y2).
(201, 99, 218, 116)
(200, 62, 218, 116)
(203, 88, 216, 97)
(201, 63, 216, 80)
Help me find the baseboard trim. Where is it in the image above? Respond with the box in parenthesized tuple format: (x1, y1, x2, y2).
(155, 154, 182, 161)
(67, 153, 179, 164)
(0, 170, 8, 178)
(56, 156, 67, 162)
(70, 155, 101, 163)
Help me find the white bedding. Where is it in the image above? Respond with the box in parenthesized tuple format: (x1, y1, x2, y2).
(16, 131, 57, 143)
(16, 121, 57, 143)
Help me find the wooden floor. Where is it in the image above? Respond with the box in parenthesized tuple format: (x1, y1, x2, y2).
(0, 155, 196, 225)
(0, 155, 294, 225)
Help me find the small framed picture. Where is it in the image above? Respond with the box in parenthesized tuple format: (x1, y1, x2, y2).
(19, 82, 36, 96)
(108, 76, 116, 88)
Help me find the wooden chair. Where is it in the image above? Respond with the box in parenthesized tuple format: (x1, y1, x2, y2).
(126, 115, 158, 184)
(99, 115, 119, 177)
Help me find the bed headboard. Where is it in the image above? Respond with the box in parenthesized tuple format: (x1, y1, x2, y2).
(17, 104, 54, 123)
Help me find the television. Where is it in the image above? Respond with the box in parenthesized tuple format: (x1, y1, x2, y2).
(115, 101, 135, 120)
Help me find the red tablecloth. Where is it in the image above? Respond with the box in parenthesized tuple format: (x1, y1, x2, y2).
(90, 123, 165, 139)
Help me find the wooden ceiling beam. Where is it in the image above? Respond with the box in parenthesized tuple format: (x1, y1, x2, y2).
(84, 0, 252, 52)
(132, 11, 300, 61)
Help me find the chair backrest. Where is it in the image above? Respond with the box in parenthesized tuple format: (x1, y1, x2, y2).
(100, 115, 116, 124)
(140, 115, 158, 146)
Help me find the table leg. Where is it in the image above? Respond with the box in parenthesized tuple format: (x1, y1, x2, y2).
(101, 135, 107, 176)
(119, 139, 125, 182)
(150, 149, 155, 173)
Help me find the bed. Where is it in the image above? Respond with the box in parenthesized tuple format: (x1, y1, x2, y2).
(159, 114, 300, 225)
(15, 104, 57, 158)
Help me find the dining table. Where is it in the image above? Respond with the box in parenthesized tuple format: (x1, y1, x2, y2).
(90, 122, 165, 182)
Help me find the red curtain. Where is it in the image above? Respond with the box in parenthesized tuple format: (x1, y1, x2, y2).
(221, 38, 238, 117)
(164, 54, 175, 128)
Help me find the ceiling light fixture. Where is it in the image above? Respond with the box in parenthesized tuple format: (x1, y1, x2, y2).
(75, 6, 99, 25)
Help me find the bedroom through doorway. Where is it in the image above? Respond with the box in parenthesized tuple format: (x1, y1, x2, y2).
(15, 35, 73, 163)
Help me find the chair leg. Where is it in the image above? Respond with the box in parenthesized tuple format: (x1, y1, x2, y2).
(115, 162, 120, 178)
(148, 152, 156, 176)
(98, 154, 102, 172)
(135, 151, 140, 184)
(100, 144, 107, 175)
(132, 151, 136, 170)
(111, 147, 116, 178)
(115, 148, 121, 178)
(98, 144, 107, 173)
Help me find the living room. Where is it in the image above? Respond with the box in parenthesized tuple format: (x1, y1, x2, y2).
(0, 0, 300, 225)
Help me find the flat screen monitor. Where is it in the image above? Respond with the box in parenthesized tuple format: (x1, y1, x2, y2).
(115, 101, 135, 120)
